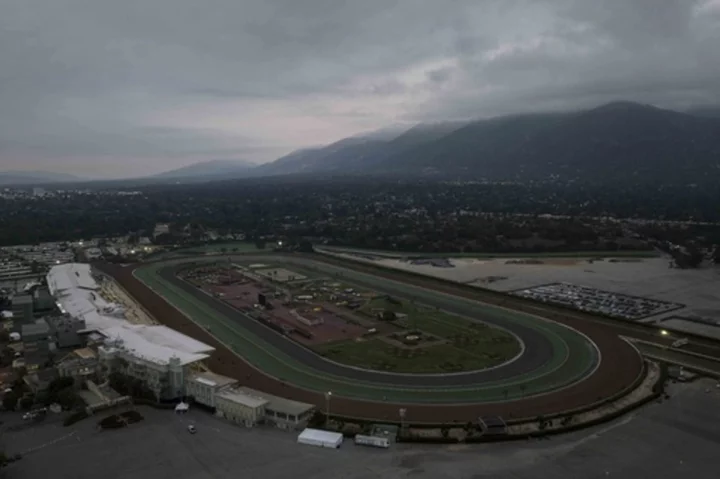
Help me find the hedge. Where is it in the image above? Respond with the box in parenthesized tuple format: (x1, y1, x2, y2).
(63, 410, 89, 427)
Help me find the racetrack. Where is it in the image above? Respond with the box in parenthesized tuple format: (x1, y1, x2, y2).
(99, 254, 645, 423)
(159, 262, 561, 387)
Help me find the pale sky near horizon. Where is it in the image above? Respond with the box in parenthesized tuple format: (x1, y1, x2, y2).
(1, 0, 719, 178)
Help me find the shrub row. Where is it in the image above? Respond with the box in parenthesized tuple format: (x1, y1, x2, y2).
(63, 410, 89, 427)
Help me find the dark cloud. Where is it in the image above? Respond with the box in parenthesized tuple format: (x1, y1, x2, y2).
(1, 0, 718, 177)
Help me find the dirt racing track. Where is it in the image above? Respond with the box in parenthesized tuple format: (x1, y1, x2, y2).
(100, 254, 645, 424)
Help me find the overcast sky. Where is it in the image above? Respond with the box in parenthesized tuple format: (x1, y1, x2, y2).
(1, 0, 719, 178)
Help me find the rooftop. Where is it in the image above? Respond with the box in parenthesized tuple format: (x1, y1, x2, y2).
(189, 371, 237, 389)
(235, 386, 315, 417)
(21, 318, 50, 337)
(102, 324, 211, 366)
(217, 389, 269, 409)
(47, 262, 214, 367)
(46, 263, 99, 297)
(73, 347, 97, 359)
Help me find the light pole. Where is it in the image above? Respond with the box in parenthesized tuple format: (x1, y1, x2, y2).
(399, 408, 407, 433)
(325, 391, 332, 429)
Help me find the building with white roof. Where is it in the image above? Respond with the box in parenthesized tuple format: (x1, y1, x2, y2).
(185, 371, 238, 407)
(46, 263, 215, 400)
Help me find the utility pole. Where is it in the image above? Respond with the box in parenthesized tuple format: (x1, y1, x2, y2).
(325, 391, 332, 429)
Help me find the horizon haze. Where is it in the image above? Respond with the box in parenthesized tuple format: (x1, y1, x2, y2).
(1, 0, 719, 179)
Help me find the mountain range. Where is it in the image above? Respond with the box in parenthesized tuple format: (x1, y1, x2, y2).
(3, 101, 720, 186)
(253, 102, 720, 184)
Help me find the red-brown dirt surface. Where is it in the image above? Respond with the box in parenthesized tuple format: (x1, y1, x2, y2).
(99, 257, 644, 424)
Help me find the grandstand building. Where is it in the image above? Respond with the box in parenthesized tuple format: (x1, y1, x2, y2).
(46, 263, 215, 400)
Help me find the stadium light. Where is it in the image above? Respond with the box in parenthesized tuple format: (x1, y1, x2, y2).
(660, 330, 669, 336)
(325, 391, 332, 428)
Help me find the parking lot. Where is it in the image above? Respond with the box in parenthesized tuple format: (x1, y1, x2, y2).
(3, 379, 720, 479)
(512, 283, 684, 320)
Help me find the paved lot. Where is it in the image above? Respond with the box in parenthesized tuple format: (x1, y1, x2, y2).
(367, 255, 720, 325)
(4, 379, 720, 479)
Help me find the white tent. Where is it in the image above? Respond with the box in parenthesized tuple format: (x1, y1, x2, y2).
(175, 402, 190, 413)
(297, 428, 343, 449)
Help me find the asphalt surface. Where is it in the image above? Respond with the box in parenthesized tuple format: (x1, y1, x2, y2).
(8, 382, 720, 479)
(158, 261, 560, 387)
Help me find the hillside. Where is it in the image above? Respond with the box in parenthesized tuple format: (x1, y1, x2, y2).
(255, 122, 465, 176)
(153, 159, 254, 179)
(254, 102, 720, 185)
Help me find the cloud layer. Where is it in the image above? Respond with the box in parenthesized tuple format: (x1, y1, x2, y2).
(1, 0, 718, 177)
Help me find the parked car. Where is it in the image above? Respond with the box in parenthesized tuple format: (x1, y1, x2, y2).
(187, 425, 197, 434)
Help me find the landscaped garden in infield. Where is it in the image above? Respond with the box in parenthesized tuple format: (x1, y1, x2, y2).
(185, 260, 524, 374)
(314, 296, 522, 374)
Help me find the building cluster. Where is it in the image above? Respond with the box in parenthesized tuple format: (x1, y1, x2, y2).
(0, 243, 77, 292)
(0, 262, 315, 429)
(512, 282, 683, 320)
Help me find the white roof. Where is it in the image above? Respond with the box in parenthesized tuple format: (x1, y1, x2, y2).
(189, 372, 237, 389)
(131, 325, 215, 354)
(48, 262, 214, 367)
(102, 324, 210, 366)
(47, 263, 99, 296)
(217, 389, 269, 409)
(297, 428, 343, 444)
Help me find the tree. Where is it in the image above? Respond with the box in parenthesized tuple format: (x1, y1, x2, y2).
(19, 395, 34, 410)
(298, 240, 314, 253)
(255, 239, 266, 250)
(381, 310, 397, 322)
(2, 392, 18, 411)
(47, 376, 74, 394)
(56, 388, 82, 410)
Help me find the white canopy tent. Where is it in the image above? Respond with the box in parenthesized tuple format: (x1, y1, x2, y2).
(297, 428, 343, 449)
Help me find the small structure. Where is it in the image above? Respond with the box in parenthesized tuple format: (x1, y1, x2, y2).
(185, 371, 238, 408)
(215, 389, 269, 426)
(354, 434, 390, 448)
(297, 428, 343, 449)
(175, 401, 190, 413)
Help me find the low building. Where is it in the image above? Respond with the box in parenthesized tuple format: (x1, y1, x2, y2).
(23, 368, 58, 394)
(47, 315, 86, 348)
(234, 386, 315, 429)
(57, 348, 100, 385)
(215, 389, 269, 426)
(22, 319, 54, 371)
(185, 371, 237, 408)
(11, 293, 34, 322)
